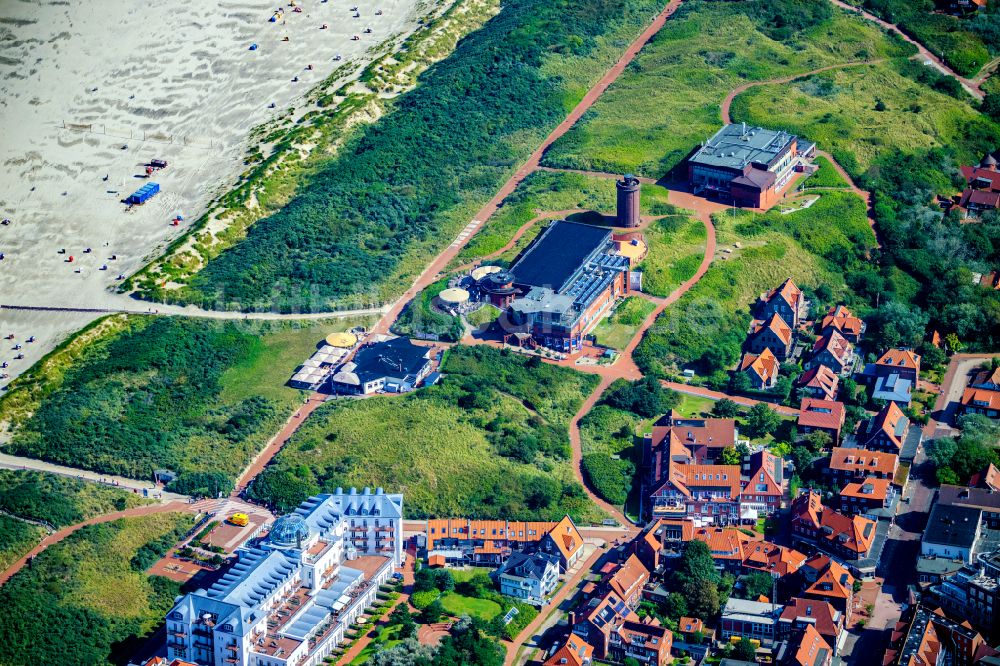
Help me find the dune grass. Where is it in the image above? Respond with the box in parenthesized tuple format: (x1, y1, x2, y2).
(0, 316, 371, 493)
(0, 512, 193, 666)
(541, 1, 913, 177)
(730, 59, 1000, 179)
(639, 213, 707, 297)
(635, 190, 875, 378)
(248, 345, 604, 522)
(0, 469, 150, 528)
(801, 155, 850, 189)
(0, 515, 43, 573)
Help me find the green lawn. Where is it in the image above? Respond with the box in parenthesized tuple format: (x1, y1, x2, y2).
(672, 393, 719, 418)
(541, 1, 913, 177)
(634, 190, 875, 379)
(730, 59, 1000, 179)
(801, 155, 850, 189)
(440, 592, 503, 620)
(639, 212, 707, 297)
(593, 296, 657, 350)
(248, 345, 604, 522)
(0, 512, 192, 666)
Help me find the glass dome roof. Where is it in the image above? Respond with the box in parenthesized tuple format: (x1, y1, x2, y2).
(269, 514, 310, 548)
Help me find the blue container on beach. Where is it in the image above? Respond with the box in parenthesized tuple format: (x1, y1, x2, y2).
(126, 182, 160, 205)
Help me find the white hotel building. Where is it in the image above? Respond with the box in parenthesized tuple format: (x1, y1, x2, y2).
(164, 488, 404, 666)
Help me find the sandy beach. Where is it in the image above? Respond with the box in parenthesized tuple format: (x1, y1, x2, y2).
(0, 0, 427, 388)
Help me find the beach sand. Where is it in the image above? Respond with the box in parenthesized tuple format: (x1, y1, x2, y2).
(0, 0, 426, 388)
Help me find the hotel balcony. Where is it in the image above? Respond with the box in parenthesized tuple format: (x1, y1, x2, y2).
(652, 501, 686, 516)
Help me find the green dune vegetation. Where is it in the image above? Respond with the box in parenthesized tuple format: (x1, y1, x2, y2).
(0, 316, 372, 496)
(0, 512, 192, 666)
(634, 190, 877, 381)
(131, 0, 667, 312)
(594, 296, 658, 350)
(0, 516, 43, 573)
(541, 0, 914, 177)
(638, 213, 707, 297)
(247, 346, 604, 522)
(857, 0, 998, 76)
(0, 470, 150, 527)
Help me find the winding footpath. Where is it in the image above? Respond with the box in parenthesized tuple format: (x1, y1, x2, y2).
(827, 0, 985, 100)
(0, 500, 210, 587)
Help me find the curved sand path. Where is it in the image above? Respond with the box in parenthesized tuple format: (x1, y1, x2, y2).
(0, 500, 210, 587)
(827, 0, 984, 100)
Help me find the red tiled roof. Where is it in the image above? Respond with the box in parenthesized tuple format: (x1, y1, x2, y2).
(829, 447, 898, 476)
(670, 464, 742, 499)
(781, 598, 841, 641)
(961, 164, 1000, 190)
(606, 554, 650, 602)
(792, 623, 833, 666)
(840, 477, 892, 502)
(544, 633, 593, 666)
(797, 398, 845, 432)
(765, 278, 802, 310)
(822, 305, 864, 338)
(752, 313, 794, 345)
(797, 365, 839, 398)
(860, 402, 908, 451)
(877, 348, 921, 373)
(679, 616, 704, 634)
(820, 508, 876, 554)
(742, 540, 807, 576)
(740, 348, 779, 383)
(962, 387, 1000, 411)
(693, 526, 756, 560)
(811, 329, 853, 364)
(805, 559, 855, 600)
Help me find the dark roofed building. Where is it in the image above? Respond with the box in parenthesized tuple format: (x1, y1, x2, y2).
(505, 220, 629, 352)
(330, 337, 432, 395)
(509, 220, 616, 292)
(687, 123, 812, 209)
(491, 551, 560, 606)
(921, 504, 983, 564)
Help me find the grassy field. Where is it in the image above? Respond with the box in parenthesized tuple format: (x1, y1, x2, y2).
(392, 277, 466, 342)
(541, 0, 913, 177)
(639, 213, 707, 297)
(453, 170, 674, 266)
(248, 346, 604, 522)
(0, 512, 193, 666)
(801, 155, 850, 189)
(634, 190, 875, 379)
(0, 316, 371, 494)
(593, 296, 657, 350)
(440, 592, 503, 620)
(730, 59, 1000, 178)
(0, 470, 150, 528)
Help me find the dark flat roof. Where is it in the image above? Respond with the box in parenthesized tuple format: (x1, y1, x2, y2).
(352, 337, 429, 384)
(509, 220, 611, 291)
(924, 504, 981, 548)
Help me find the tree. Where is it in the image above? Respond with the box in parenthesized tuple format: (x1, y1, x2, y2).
(662, 592, 689, 621)
(605, 377, 680, 418)
(803, 430, 832, 453)
(740, 571, 774, 600)
(733, 638, 758, 661)
(624, 659, 642, 666)
(390, 606, 418, 640)
(745, 403, 781, 439)
(422, 599, 445, 624)
(434, 569, 456, 593)
(712, 398, 741, 418)
(720, 446, 742, 465)
(673, 540, 720, 584)
(414, 567, 437, 593)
